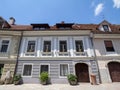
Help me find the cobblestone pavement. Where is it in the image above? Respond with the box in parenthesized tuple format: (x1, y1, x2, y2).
(0, 83, 120, 90)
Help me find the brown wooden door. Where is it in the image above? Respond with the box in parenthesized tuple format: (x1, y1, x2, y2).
(108, 62, 120, 82)
(75, 63, 90, 82)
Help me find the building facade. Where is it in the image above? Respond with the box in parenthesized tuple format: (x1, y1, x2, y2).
(0, 17, 21, 80)
(92, 20, 120, 83)
(17, 23, 99, 84)
(0, 17, 120, 84)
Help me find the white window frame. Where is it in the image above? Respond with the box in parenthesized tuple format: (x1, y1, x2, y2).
(58, 37, 69, 52)
(22, 63, 33, 77)
(39, 63, 50, 76)
(75, 40, 84, 52)
(0, 38, 11, 53)
(59, 64, 69, 78)
(24, 38, 37, 56)
(73, 37, 86, 56)
(104, 40, 117, 56)
(57, 37, 69, 57)
(41, 37, 53, 57)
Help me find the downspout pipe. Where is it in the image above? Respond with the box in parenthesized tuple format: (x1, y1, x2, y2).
(14, 31, 23, 76)
(90, 32, 101, 84)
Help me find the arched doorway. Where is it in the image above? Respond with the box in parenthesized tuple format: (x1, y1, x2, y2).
(75, 63, 90, 82)
(108, 62, 120, 82)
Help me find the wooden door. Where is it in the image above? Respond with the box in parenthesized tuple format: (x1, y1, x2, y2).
(75, 63, 90, 82)
(108, 62, 120, 82)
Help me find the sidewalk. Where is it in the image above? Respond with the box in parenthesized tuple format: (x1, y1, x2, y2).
(0, 83, 120, 90)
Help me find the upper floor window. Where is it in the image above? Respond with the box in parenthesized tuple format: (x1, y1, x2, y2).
(0, 40, 9, 52)
(43, 41, 51, 52)
(103, 25, 109, 31)
(59, 41, 67, 52)
(27, 41, 36, 52)
(75, 40, 84, 52)
(104, 40, 115, 52)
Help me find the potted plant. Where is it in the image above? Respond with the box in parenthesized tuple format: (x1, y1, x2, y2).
(67, 74, 77, 85)
(13, 74, 22, 85)
(40, 72, 49, 85)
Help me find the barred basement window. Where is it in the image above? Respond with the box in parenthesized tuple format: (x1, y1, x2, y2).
(59, 41, 67, 52)
(75, 40, 84, 52)
(0, 40, 9, 52)
(27, 41, 36, 52)
(23, 64, 32, 76)
(43, 41, 51, 52)
(104, 40, 115, 52)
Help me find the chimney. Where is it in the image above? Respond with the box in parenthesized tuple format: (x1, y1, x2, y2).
(9, 17, 15, 25)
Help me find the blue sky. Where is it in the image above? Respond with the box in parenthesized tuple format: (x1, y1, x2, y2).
(0, 0, 120, 25)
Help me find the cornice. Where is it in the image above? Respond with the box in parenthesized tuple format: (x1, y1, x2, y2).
(94, 34, 120, 38)
(23, 30, 90, 36)
(0, 30, 21, 36)
(18, 56, 94, 60)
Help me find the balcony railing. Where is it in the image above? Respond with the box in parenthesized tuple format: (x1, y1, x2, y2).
(57, 52, 70, 56)
(0, 52, 9, 57)
(41, 52, 53, 56)
(25, 52, 36, 56)
(74, 51, 87, 56)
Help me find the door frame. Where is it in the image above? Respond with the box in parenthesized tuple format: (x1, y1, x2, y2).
(75, 63, 90, 82)
(107, 61, 120, 82)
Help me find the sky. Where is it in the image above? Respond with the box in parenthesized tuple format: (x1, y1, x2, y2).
(0, 0, 120, 25)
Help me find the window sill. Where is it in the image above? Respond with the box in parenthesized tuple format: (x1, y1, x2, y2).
(25, 52, 36, 56)
(59, 76, 67, 78)
(74, 51, 87, 56)
(106, 52, 118, 56)
(41, 52, 53, 56)
(57, 52, 70, 56)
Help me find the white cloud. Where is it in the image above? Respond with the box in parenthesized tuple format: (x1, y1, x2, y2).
(113, 0, 120, 8)
(95, 3, 104, 16)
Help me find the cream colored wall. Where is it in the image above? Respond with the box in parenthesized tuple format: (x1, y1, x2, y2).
(94, 38, 120, 56)
(9, 36, 20, 59)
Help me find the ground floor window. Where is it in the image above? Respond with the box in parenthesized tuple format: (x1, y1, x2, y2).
(40, 65, 49, 74)
(60, 64, 68, 77)
(23, 64, 32, 76)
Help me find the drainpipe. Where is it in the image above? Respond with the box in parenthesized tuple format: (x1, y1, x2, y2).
(90, 32, 101, 84)
(14, 31, 23, 76)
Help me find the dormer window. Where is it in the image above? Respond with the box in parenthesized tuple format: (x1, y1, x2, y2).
(31, 24, 50, 30)
(103, 25, 109, 31)
(56, 22, 74, 30)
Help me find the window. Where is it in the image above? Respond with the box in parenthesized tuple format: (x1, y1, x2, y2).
(23, 64, 32, 76)
(0, 40, 9, 52)
(75, 40, 84, 52)
(103, 25, 109, 31)
(59, 41, 67, 52)
(104, 40, 115, 52)
(40, 65, 49, 74)
(43, 41, 51, 52)
(27, 41, 36, 52)
(60, 64, 68, 76)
